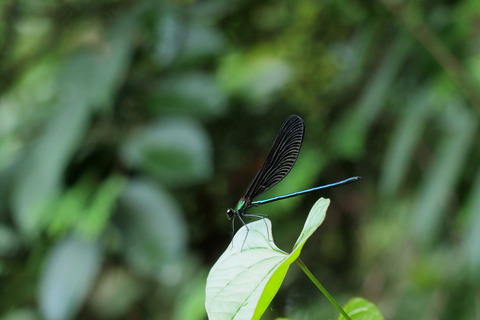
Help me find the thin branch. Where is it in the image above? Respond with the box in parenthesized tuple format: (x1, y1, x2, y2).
(0, 0, 21, 71)
(380, 0, 480, 114)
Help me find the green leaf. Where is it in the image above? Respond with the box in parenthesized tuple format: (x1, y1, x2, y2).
(155, 8, 226, 66)
(0, 224, 21, 256)
(11, 14, 136, 237)
(58, 14, 136, 111)
(205, 198, 329, 320)
(462, 165, 480, 277)
(337, 297, 384, 320)
(118, 179, 187, 277)
(11, 91, 90, 236)
(217, 52, 292, 105)
(147, 72, 227, 117)
(379, 89, 432, 197)
(44, 180, 88, 237)
(39, 236, 103, 320)
(411, 103, 476, 245)
(42, 176, 125, 239)
(121, 118, 212, 186)
(76, 176, 126, 238)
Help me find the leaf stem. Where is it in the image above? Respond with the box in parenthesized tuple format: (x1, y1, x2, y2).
(296, 258, 352, 320)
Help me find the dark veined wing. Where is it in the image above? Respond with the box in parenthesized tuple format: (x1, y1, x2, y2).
(243, 115, 304, 201)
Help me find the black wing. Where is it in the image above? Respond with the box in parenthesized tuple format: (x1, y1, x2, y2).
(242, 115, 304, 201)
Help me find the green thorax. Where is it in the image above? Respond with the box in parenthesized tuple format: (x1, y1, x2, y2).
(236, 200, 246, 211)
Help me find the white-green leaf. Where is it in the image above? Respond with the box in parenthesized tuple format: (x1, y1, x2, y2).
(337, 297, 384, 320)
(205, 198, 329, 320)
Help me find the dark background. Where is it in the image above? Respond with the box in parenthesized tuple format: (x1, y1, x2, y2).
(1, 0, 479, 319)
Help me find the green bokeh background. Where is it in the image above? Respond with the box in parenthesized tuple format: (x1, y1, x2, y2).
(1, 0, 480, 319)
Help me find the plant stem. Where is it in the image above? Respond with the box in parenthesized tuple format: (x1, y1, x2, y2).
(296, 258, 352, 320)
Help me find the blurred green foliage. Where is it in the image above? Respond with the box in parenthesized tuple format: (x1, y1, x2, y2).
(0, 0, 480, 319)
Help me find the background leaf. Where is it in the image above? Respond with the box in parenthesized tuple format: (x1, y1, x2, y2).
(39, 236, 102, 320)
(147, 72, 227, 117)
(117, 178, 187, 278)
(338, 297, 384, 320)
(121, 118, 212, 186)
(10, 14, 135, 237)
(217, 52, 292, 105)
